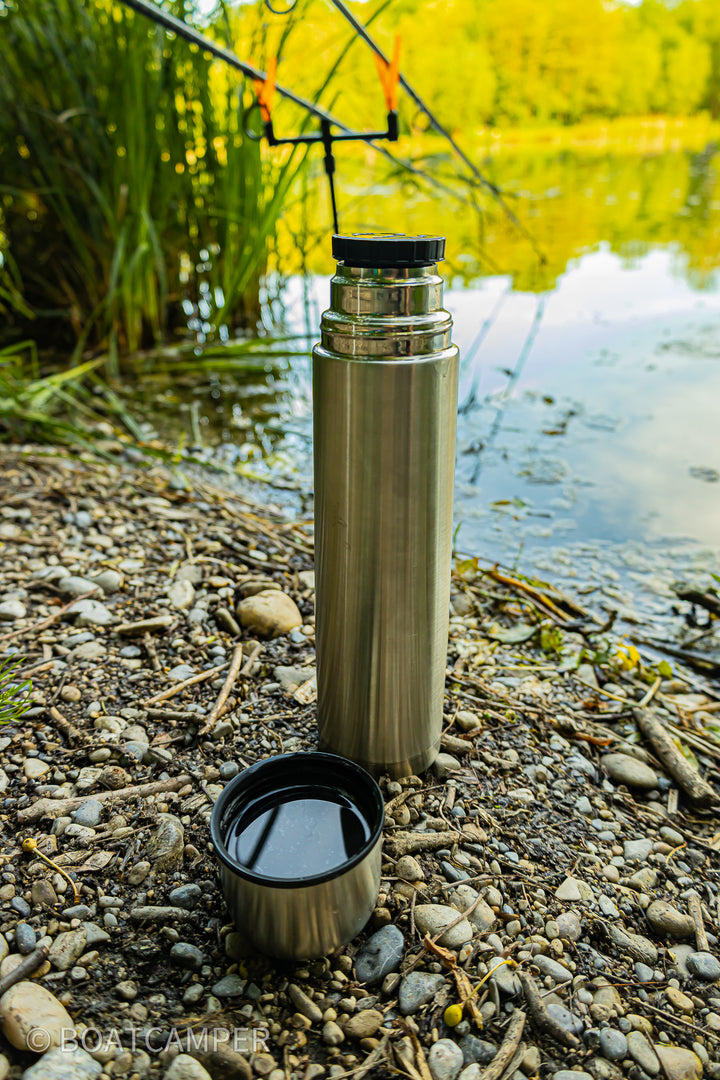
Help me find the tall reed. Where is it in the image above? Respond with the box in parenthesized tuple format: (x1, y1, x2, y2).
(0, 0, 306, 364)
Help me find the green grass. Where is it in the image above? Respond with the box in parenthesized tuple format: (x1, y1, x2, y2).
(0, 0, 308, 366)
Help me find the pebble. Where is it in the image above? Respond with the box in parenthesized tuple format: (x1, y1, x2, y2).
(554, 1073, 593, 1080)
(545, 1003, 584, 1037)
(48, 928, 87, 970)
(322, 1020, 345, 1046)
(458, 1036, 497, 1065)
(70, 799, 103, 828)
(342, 1009, 382, 1039)
(645, 900, 695, 940)
(451, 885, 496, 932)
(90, 569, 123, 593)
(428, 1038, 464, 1080)
(602, 753, 658, 789)
(21, 1046, 101, 1079)
(626, 1030, 660, 1075)
(163, 1055, 213, 1080)
(14, 924, 36, 955)
(533, 954, 572, 984)
(0, 599, 26, 620)
(146, 813, 185, 868)
(396, 856, 424, 882)
(167, 664, 196, 682)
(59, 576, 99, 597)
(170, 943, 204, 970)
(23, 758, 50, 779)
(237, 590, 302, 638)
(687, 951, 720, 982)
(623, 838, 653, 862)
(212, 975, 247, 997)
(665, 986, 694, 1014)
(433, 753, 462, 779)
(556, 911, 582, 941)
(398, 972, 446, 1015)
(67, 598, 114, 626)
(288, 983, 323, 1024)
(414, 904, 473, 947)
(555, 877, 592, 902)
(599, 1029, 628, 1061)
(168, 579, 196, 609)
(653, 1045, 703, 1080)
(168, 883, 202, 910)
(0, 980, 75, 1051)
(355, 925, 404, 985)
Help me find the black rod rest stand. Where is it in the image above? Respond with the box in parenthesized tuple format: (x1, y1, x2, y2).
(264, 112, 398, 234)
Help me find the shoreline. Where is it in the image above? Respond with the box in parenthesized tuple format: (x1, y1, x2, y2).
(0, 447, 719, 1080)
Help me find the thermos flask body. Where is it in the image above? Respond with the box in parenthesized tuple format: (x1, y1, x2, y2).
(313, 235, 459, 777)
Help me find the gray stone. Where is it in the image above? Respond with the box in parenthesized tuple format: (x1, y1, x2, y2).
(533, 954, 572, 984)
(90, 570, 123, 594)
(170, 943, 204, 970)
(686, 951, 720, 982)
(602, 754, 658, 789)
(168, 579, 195, 610)
(556, 911, 582, 941)
(273, 665, 315, 693)
(452, 885, 496, 932)
(635, 962, 655, 983)
(14, 924, 36, 956)
(626, 1031, 660, 1075)
(433, 753, 462, 780)
(59, 576, 99, 597)
(0, 600, 26, 621)
(82, 923, 110, 947)
(599, 1029, 627, 1061)
(398, 972, 446, 1015)
(606, 924, 658, 966)
(667, 944, 696, 980)
(21, 1047, 101, 1080)
(163, 1055, 213, 1080)
(67, 598, 114, 627)
(71, 641, 106, 661)
(168, 884, 202, 910)
(219, 761, 240, 780)
(458, 1035, 497, 1066)
(356, 925, 404, 986)
(428, 1038, 464, 1080)
(211, 975, 246, 997)
(545, 1003, 584, 1038)
(623, 838, 653, 863)
(554, 1073, 593, 1080)
(70, 800, 103, 828)
(414, 905, 473, 948)
(167, 664, 196, 682)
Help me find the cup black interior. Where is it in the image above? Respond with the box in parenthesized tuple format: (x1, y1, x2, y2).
(211, 752, 384, 888)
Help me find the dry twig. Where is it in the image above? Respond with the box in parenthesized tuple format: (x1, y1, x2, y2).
(17, 771, 218, 823)
(0, 946, 50, 996)
(199, 643, 243, 736)
(143, 662, 229, 706)
(477, 1009, 526, 1080)
(634, 707, 718, 806)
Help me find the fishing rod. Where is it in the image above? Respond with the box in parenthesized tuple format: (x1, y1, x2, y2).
(114, 0, 473, 230)
(323, 0, 546, 262)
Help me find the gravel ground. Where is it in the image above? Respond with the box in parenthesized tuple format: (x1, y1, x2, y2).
(0, 447, 719, 1080)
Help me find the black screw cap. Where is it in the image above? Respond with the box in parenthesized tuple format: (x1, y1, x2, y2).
(332, 232, 445, 268)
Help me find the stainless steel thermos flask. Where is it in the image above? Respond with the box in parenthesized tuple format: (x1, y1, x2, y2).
(313, 233, 459, 777)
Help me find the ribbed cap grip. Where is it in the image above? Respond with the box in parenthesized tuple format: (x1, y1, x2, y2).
(332, 232, 445, 268)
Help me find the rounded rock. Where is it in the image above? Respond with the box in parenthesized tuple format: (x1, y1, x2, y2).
(601, 753, 658, 790)
(163, 1054, 213, 1080)
(599, 1029, 628, 1062)
(0, 980, 75, 1051)
(653, 1045, 703, 1080)
(237, 591, 302, 639)
(428, 1038, 464, 1080)
(355, 925, 404, 986)
(398, 972, 446, 1015)
(414, 904, 473, 948)
(686, 951, 720, 982)
(645, 900, 695, 941)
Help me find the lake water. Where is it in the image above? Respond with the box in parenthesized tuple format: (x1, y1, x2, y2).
(147, 135, 720, 632)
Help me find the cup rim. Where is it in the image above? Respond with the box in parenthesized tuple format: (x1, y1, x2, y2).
(210, 751, 384, 889)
